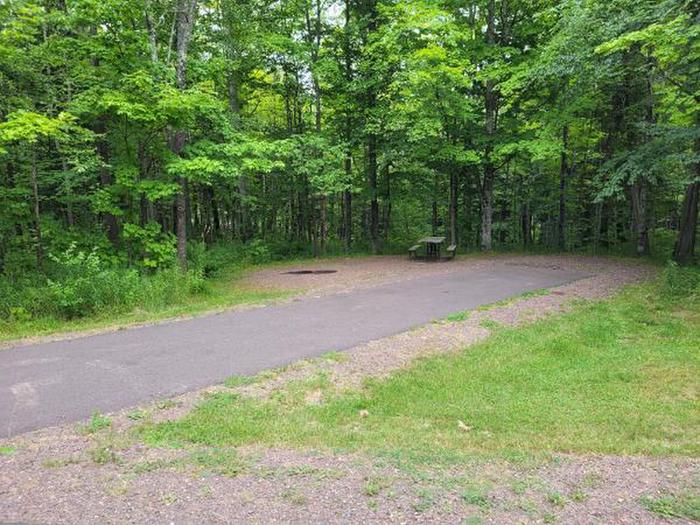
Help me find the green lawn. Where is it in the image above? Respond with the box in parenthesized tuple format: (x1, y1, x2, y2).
(142, 280, 700, 462)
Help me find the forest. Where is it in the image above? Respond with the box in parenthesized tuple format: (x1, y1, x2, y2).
(0, 0, 698, 322)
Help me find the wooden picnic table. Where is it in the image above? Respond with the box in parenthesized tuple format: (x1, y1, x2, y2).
(417, 236, 446, 260)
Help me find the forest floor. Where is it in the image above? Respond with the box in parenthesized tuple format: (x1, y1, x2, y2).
(1, 255, 698, 524)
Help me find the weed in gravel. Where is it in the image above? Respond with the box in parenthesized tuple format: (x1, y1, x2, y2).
(461, 484, 491, 508)
(570, 489, 588, 502)
(542, 511, 557, 524)
(129, 458, 182, 475)
(284, 465, 344, 480)
(76, 412, 111, 434)
(443, 310, 470, 323)
(42, 456, 80, 468)
(190, 447, 246, 477)
(319, 351, 349, 363)
(224, 375, 258, 388)
(280, 487, 308, 506)
(161, 492, 178, 505)
(0, 446, 16, 455)
(363, 475, 392, 497)
(413, 488, 435, 512)
(89, 445, 121, 465)
(156, 399, 179, 410)
(199, 484, 213, 498)
(581, 472, 602, 488)
(479, 319, 500, 330)
(106, 477, 131, 496)
(546, 492, 566, 507)
(641, 493, 700, 521)
(127, 410, 148, 421)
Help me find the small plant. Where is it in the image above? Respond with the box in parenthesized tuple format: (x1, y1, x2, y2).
(127, 410, 147, 421)
(280, 487, 308, 506)
(641, 493, 700, 521)
(42, 456, 80, 468)
(77, 411, 111, 434)
(224, 375, 257, 388)
(160, 492, 178, 505)
(444, 310, 470, 322)
(546, 492, 566, 507)
(363, 475, 391, 497)
(190, 448, 246, 478)
(0, 446, 16, 455)
(570, 489, 588, 502)
(156, 399, 179, 410)
(89, 444, 120, 465)
(461, 485, 491, 508)
(412, 488, 435, 512)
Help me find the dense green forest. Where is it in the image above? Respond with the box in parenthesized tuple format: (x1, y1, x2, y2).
(0, 0, 698, 321)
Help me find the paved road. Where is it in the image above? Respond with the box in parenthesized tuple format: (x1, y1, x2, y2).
(0, 263, 589, 437)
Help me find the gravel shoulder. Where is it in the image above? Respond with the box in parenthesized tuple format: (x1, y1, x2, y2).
(2, 255, 695, 525)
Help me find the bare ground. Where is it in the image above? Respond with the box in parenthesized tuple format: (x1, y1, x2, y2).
(1, 255, 697, 525)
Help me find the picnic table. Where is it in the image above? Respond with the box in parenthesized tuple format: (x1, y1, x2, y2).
(418, 236, 446, 259)
(408, 237, 456, 261)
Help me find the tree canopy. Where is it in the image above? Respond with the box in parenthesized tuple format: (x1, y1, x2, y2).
(0, 0, 698, 277)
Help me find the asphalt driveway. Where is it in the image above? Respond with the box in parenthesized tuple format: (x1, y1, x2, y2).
(0, 262, 588, 436)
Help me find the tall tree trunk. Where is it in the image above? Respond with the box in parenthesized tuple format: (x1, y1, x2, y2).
(521, 202, 531, 247)
(480, 0, 497, 251)
(363, 0, 380, 254)
(630, 178, 650, 255)
(449, 171, 458, 245)
(674, 127, 700, 263)
(95, 117, 119, 246)
(30, 153, 43, 271)
(558, 124, 568, 251)
(674, 181, 699, 264)
(342, 0, 353, 250)
(171, 0, 198, 271)
(368, 133, 379, 253)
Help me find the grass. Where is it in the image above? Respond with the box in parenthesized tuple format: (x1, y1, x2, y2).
(76, 412, 112, 435)
(0, 263, 292, 345)
(641, 493, 700, 521)
(140, 278, 699, 464)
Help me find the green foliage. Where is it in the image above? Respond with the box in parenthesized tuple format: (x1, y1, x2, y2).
(76, 411, 112, 435)
(122, 223, 176, 270)
(661, 262, 700, 299)
(46, 244, 140, 319)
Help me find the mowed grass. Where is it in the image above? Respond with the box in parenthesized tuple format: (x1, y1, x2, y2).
(142, 281, 700, 461)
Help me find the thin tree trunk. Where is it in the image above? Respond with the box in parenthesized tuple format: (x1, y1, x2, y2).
(30, 154, 43, 271)
(171, 0, 198, 271)
(368, 133, 379, 253)
(630, 178, 650, 255)
(674, 126, 700, 263)
(558, 124, 568, 251)
(449, 171, 458, 245)
(480, 0, 497, 251)
(674, 180, 699, 264)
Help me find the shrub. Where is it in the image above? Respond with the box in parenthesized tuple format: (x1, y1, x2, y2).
(661, 261, 700, 299)
(46, 244, 141, 319)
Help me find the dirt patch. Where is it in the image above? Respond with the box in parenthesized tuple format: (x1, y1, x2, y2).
(2, 255, 690, 525)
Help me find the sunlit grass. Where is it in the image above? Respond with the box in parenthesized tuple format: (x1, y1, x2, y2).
(142, 282, 700, 463)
